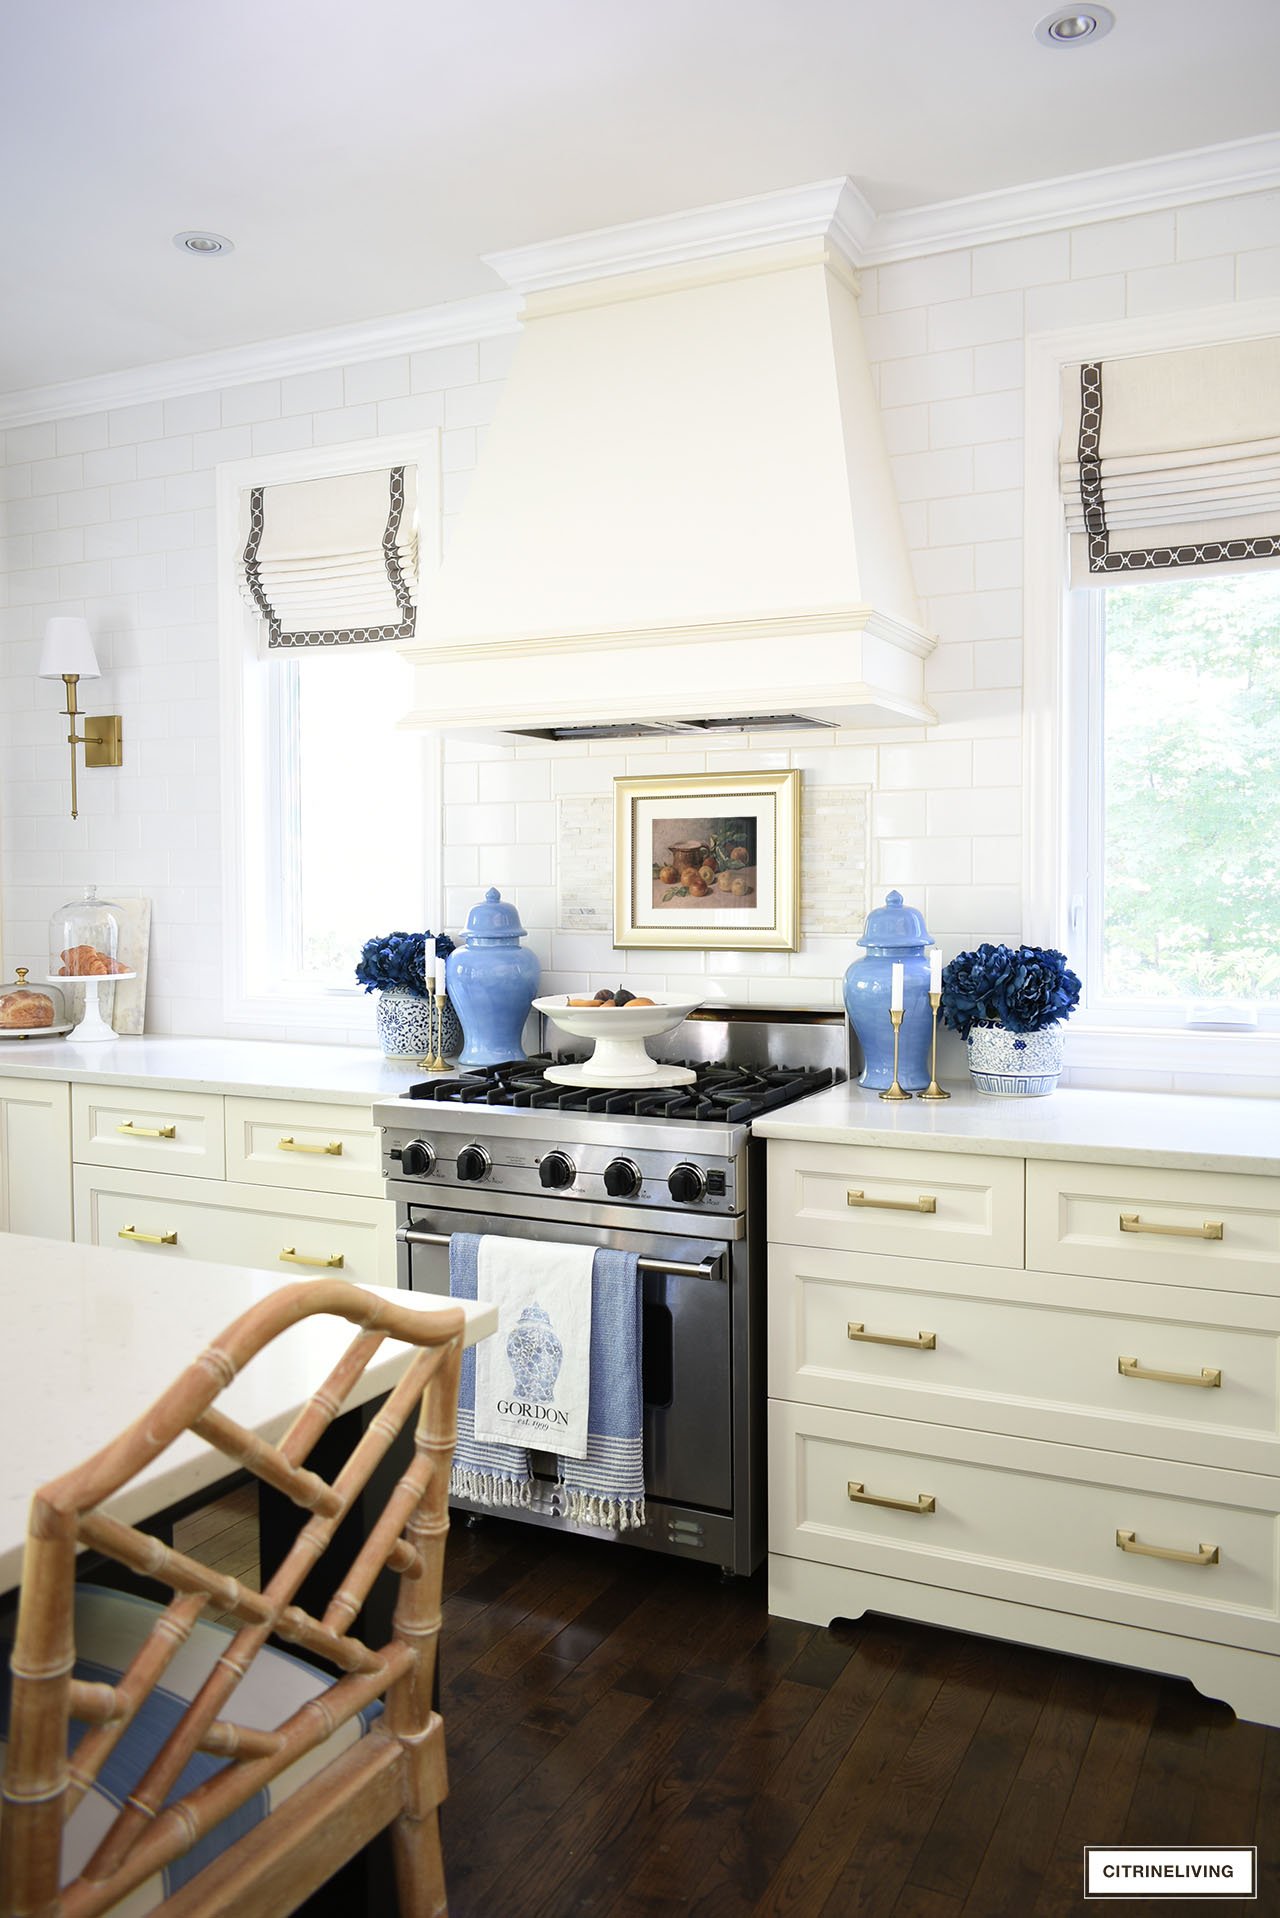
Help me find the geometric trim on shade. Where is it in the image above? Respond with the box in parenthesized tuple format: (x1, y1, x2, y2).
(242, 466, 417, 648)
(1074, 357, 1280, 581)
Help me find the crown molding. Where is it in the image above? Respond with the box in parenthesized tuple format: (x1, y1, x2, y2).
(4, 132, 1279, 430)
(0, 290, 521, 430)
(862, 129, 1280, 265)
(483, 177, 877, 294)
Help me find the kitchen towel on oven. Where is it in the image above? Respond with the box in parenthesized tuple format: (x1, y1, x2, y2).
(448, 1233, 646, 1529)
(473, 1233, 596, 1457)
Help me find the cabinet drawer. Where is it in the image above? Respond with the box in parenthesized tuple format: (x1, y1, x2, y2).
(768, 1245, 1280, 1474)
(1027, 1158, 1280, 1294)
(767, 1141, 1024, 1268)
(73, 1165, 396, 1288)
(225, 1097, 381, 1199)
(73, 1083, 224, 1180)
(768, 1401, 1280, 1654)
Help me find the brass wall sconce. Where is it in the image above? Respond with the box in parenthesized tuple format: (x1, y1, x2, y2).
(38, 618, 124, 819)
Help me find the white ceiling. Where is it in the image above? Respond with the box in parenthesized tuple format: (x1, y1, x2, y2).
(3, 0, 1279, 395)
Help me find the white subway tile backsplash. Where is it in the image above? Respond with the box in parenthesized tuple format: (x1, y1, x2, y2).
(879, 740, 972, 789)
(1023, 275, 1126, 332)
(444, 381, 504, 430)
(107, 402, 166, 446)
(880, 349, 973, 408)
(929, 390, 1021, 448)
(412, 343, 480, 392)
(1237, 245, 1280, 299)
(1176, 188, 1280, 260)
(55, 414, 109, 456)
(971, 230, 1070, 294)
(280, 368, 345, 416)
(376, 393, 446, 435)
(1071, 211, 1175, 279)
(927, 291, 1022, 352)
(972, 340, 1024, 394)
(973, 539, 1021, 591)
(5, 423, 56, 463)
(1126, 254, 1234, 316)
(891, 446, 973, 502)
(163, 391, 222, 436)
(221, 381, 283, 427)
(876, 250, 972, 312)
(311, 404, 379, 446)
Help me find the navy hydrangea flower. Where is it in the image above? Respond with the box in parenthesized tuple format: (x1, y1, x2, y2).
(940, 943, 1081, 1039)
(356, 929, 455, 996)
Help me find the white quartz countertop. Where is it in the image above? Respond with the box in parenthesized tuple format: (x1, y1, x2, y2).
(753, 1083, 1280, 1176)
(0, 1234, 496, 1591)
(0, 1035, 428, 1106)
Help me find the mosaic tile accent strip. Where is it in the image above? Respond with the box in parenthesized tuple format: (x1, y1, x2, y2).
(800, 783, 871, 939)
(557, 794, 613, 931)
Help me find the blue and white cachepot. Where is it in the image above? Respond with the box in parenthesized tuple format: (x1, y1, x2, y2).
(842, 891, 936, 1091)
(446, 887, 541, 1068)
(375, 987, 463, 1061)
(967, 1022, 1065, 1096)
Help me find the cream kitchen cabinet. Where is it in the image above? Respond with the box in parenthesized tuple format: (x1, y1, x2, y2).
(765, 1131, 1280, 1728)
(0, 1077, 72, 1240)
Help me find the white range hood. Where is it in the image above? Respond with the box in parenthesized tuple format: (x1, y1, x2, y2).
(401, 181, 934, 739)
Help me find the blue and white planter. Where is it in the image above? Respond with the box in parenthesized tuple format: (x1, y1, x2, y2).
(375, 987, 463, 1061)
(966, 1022, 1065, 1097)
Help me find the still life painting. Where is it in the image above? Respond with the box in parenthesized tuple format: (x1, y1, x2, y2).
(614, 770, 799, 950)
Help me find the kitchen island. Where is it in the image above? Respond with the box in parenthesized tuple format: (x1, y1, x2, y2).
(756, 1082, 1280, 1725)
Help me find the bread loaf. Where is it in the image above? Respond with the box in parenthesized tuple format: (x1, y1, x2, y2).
(0, 991, 53, 1029)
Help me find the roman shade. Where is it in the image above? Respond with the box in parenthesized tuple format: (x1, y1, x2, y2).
(239, 465, 417, 647)
(1059, 334, 1280, 586)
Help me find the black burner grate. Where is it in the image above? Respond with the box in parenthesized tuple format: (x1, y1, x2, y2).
(408, 1057, 836, 1124)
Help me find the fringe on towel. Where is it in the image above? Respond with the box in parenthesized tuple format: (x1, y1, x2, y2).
(451, 1466, 533, 1509)
(565, 1489, 646, 1531)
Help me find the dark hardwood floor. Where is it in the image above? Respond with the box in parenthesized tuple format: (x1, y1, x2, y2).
(175, 1495, 1276, 1917)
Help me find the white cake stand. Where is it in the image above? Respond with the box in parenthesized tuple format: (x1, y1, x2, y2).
(47, 973, 135, 1043)
(534, 993, 701, 1089)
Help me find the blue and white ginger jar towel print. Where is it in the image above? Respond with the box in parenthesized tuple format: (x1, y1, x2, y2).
(473, 1236, 594, 1457)
(449, 1233, 646, 1529)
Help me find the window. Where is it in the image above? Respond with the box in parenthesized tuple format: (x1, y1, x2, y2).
(218, 435, 441, 1027)
(1067, 571, 1280, 1026)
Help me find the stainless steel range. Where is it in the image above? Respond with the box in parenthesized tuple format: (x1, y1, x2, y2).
(376, 1008, 845, 1576)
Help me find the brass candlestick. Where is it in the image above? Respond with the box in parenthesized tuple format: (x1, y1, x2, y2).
(919, 990, 951, 1101)
(418, 992, 451, 1073)
(879, 1007, 912, 1100)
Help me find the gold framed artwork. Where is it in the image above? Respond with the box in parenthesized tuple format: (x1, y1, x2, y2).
(614, 770, 800, 951)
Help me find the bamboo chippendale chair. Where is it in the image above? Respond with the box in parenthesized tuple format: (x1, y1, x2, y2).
(0, 1278, 467, 1918)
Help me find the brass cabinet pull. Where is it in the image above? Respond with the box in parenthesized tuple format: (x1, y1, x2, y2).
(847, 1480, 936, 1515)
(1119, 1212, 1223, 1241)
(1116, 1528, 1219, 1566)
(847, 1189, 937, 1215)
(279, 1247, 344, 1269)
(118, 1225, 178, 1246)
(1119, 1356, 1222, 1389)
(848, 1322, 937, 1351)
(117, 1120, 176, 1140)
(278, 1136, 343, 1157)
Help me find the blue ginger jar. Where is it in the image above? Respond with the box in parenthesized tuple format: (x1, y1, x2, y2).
(446, 887, 540, 1068)
(506, 1302, 563, 1404)
(843, 890, 936, 1091)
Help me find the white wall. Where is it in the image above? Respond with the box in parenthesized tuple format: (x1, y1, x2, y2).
(2, 184, 1278, 1048)
(0, 336, 513, 1040)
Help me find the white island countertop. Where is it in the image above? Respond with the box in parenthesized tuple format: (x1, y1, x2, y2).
(0, 1035, 430, 1106)
(753, 1083, 1280, 1177)
(0, 1234, 496, 1591)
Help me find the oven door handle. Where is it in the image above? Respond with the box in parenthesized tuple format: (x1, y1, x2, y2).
(395, 1226, 723, 1281)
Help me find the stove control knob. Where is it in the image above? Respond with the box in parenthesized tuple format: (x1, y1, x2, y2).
(400, 1139, 436, 1179)
(667, 1162, 706, 1205)
(604, 1157, 643, 1199)
(538, 1150, 576, 1190)
(456, 1144, 491, 1183)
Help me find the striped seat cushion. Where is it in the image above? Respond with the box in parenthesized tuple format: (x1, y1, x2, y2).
(1, 1586, 380, 1916)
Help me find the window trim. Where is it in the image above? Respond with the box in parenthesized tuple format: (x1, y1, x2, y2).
(216, 432, 443, 1032)
(1023, 296, 1280, 1087)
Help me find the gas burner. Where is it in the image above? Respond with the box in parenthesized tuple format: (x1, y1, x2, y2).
(408, 1059, 836, 1125)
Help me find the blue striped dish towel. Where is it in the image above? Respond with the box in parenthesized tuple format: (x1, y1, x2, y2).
(448, 1233, 645, 1530)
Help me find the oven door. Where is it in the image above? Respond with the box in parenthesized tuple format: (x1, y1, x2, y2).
(398, 1204, 734, 1514)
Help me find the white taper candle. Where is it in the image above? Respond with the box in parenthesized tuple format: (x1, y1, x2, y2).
(891, 961, 904, 1012)
(930, 947, 942, 994)
(434, 957, 447, 995)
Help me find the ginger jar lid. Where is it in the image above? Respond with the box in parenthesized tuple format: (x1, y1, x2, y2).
(857, 889, 934, 951)
(463, 886, 526, 943)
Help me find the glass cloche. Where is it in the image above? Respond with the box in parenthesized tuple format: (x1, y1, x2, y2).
(50, 885, 130, 982)
(0, 968, 69, 1035)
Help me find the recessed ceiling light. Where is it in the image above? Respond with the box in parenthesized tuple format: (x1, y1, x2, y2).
(1034, 7, 1115, 46)
(172, 230, 234, 257)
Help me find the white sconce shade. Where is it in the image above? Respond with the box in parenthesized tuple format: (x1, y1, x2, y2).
(39, 616, 100, 681)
